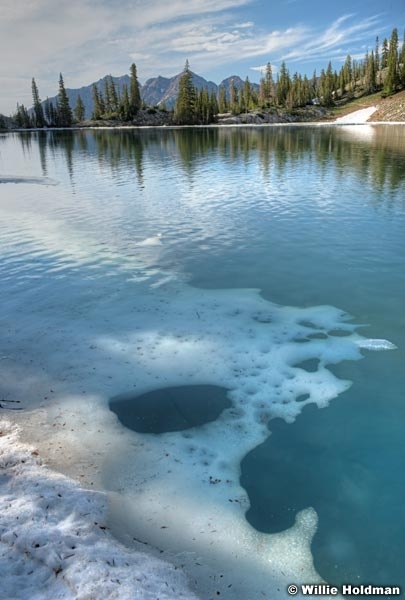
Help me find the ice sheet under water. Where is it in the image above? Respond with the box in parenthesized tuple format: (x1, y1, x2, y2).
(2, 271, 394, 598)
(0, 128, 403, 598)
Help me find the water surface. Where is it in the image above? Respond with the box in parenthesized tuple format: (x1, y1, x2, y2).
(1, 126, 404, 594)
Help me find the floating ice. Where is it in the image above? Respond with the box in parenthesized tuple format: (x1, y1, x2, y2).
(136, 234, 163, 246)
(0, 175, 58, 186)
(355, 338, 397, 351)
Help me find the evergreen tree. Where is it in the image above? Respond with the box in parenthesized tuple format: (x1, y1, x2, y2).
(44, 99, 57, 127)
(218, 85, 228, 113)
(374, 36, 380, 72)
(365, 51, 377, 93)
(311, 70, 317, 98)
(381, 38, 389, 69)
(56, 73, 73, 127)
(109, 76, 119, 114)
(198, 88, 210, 123)
(44, 98, 51, 125)
(382, 28, 399, 96)
(129, 63, 141, 118)
(229, 81, 239, 114)
(275, 62, 290, 106)
(92, 84, 104, 120)
(317, 62, 334, 106)
(400, 31, 405, 86)
(119, 85, 130, 121)
(174, 60, 196, 124)
(243, 77, 252, 111)
(302, 75, 312, 105)
(103, 77, 112, 115)
(74, 95, 85, 122)
(209, 90, 218, 121)
(31, 78, 45, 127)
(14, 103, 32, 128)
(343, 55, 352, 92)
(260, 62, 275, 107)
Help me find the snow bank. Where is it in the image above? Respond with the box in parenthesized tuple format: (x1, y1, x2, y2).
(334, 106, 378, 124)
(0, 420, 197, 600)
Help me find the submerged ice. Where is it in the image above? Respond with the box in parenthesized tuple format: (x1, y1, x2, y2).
(1, 273, 396, 598)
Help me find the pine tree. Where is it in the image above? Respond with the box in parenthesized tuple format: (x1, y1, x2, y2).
(275, 62, 290, 106)
(218, 86, 228, 112)
(109, 76, 119, 114)
(400, 31, 405, 86)
(74, 95, 85, 122)
(44, 99, 57, 127)
(31, 78, 45, 127)
(230, 81, 239, 114)
(103, 77, 112, 116)
(92, 84, 104, 120)
(317, 62, 334, 106)
(209, 90, 218, 122)
(381, 38, 389, 69)
(56, 73, 73, 127)
(119, 84, 130, 120)
(343, 55, 352, 93)
(44, 98, 51, 125)
(374, 36, 380, 72)
(14, 104, 32, 128)
(365, 51, 377, 93)
(174, 60, 196, 124)
(129, 63, 141, 118)
(382, 28, 399, 96)
(260, 62, 275, 107)
(243, 77, 252, 111)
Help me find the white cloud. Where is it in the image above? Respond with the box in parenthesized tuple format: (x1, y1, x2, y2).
(280, 14, 382, 64)
(0, 1, 386, 115)
(250, 64, 279, 74)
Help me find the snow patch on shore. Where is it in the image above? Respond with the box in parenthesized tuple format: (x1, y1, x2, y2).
(0, 420, 197, 600)
(335, 106, 378, 124)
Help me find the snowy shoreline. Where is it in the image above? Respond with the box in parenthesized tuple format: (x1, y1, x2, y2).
(4, 105, 405, 133)
(0, 419, 197, 600)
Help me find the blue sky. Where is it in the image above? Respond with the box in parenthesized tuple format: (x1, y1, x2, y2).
(0, 0, 403, 114)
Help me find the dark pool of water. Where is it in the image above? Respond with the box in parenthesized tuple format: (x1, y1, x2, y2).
(110, 384, 231, 433)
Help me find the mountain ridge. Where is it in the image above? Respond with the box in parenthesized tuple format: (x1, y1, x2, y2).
(41, 70, 259, 119)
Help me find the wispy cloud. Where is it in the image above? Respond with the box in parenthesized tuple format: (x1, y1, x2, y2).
(250, 64, 279, 74)
(0, 0, 388, 114)
(280, 14, 383, 64)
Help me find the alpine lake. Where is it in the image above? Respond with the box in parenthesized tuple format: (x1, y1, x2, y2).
(1, 124, 405, 598)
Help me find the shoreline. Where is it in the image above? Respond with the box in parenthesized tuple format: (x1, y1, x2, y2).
(3, 105, 405, 132)
(3, 120, 405, 133)
(0, 418, 198, 599)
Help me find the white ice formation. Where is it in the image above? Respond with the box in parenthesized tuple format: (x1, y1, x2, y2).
(2, 281, 396, 599)
(0, 420, 197, 600)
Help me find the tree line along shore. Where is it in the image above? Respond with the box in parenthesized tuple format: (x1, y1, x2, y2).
(1, 26, 404, 130)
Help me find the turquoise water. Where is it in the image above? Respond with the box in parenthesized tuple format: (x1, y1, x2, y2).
(1, 126, 405, 592)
